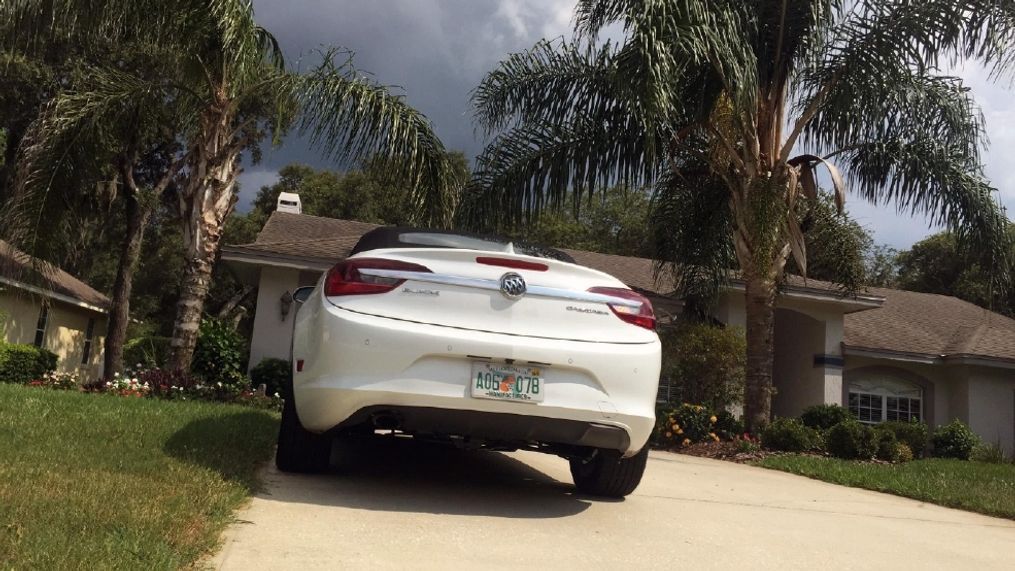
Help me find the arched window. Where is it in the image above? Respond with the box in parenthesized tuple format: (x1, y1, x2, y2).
(848, 375, 922, 424)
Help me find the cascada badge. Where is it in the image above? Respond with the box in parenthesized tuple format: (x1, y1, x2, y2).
(499, 272, 527, 300)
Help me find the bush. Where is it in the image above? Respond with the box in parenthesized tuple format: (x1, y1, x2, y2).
(713, 409, 744, 441)
(894, 442, 914, 463)
(826, 420, 878, 460)
(658, 323, 746, 410)
(0, 343, 58, 384)
(800, 404, 852, 431)
(123, 336, 172, 369)
(970, 441, 1007, 464)
(249, 358, 291, 398)
(191, 318, 248, 388)
(877, 420, 929, 458)
(874, 428, 899, 461)
(760, 418, 820, 452)
(932, 419, 980, 460)
(654, 403, 722, 446)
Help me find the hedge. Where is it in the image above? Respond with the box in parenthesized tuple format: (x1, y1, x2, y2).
(0, 343, 59, 384)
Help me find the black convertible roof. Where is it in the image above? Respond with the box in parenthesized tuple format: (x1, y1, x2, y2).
(350, 227, 575, 263)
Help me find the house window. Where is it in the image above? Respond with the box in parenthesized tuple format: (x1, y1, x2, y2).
(33, 305, 49, 348)
(81, 318, 96, 364)
(848, 375, 922, 424)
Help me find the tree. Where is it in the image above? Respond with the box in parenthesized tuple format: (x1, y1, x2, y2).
(471, 1, 1014, 430)
(896, 228, 1015, 315)
(246, 151, 470, 226)
(6, 0, 459, 371)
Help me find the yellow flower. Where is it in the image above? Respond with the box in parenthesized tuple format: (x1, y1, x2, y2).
(676, 428, 684, 435)
(695, 405, 704, 412)
(682, 438, 691, 446)
(665, 431, 672, 438)
(710, 433, 720, 442)
(710, 415, 717, 423)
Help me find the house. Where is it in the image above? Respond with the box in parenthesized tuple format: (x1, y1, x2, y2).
(0, 240, 109, 378)
(222, 209, 1015, 455)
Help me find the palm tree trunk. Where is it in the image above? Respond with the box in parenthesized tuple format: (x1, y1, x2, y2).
(167, 102, 242, 371)
(743, 275, 778, 433)
(103, 194, 153, 378)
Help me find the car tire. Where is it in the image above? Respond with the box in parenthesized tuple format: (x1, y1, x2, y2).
(275, 390, 331, 473)
(569, 447, 649, 498)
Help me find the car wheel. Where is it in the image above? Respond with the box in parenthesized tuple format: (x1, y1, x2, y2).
(275, 390, 331, 473)
(569, 447, 649, 498)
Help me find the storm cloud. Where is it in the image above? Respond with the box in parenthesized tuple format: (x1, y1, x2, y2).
(243, 0, 1015, 248)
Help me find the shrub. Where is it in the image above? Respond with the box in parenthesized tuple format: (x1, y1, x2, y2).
(800, 404, 852, 431)
(0, 343, 58, 384)
(654, 403, 721, 446)
(932, 419, 980, 460)
(123, 336, 172, 369)
(826, 420, 878, 460)
(713, 409, 744, 441)
(874, 428, 899, 461)
(760, 418, 820, 452)
(658, 323, 746, 410)
(877, 420, 929, 458)
(249, 358, 291, 398)
(191, 318, 248, 388)
(894, 442, 914, 463)
(733, 434, 762, 454)
(970, 441, 1007, 464)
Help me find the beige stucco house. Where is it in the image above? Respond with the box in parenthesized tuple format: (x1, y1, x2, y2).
(223, 211, 1015, 455)
(0, 240, 109, 378)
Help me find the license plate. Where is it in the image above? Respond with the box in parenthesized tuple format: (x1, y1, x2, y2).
(470, 362, 544, 403)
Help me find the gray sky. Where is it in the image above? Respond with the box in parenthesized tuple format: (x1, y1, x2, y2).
(243, 0, 1015, 249)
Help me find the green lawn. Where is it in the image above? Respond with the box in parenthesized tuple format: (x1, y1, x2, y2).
(0, 384, 279, 569)
(755, 454, 1015, 520)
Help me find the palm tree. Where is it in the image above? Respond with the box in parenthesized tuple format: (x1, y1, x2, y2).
(471, 0, 1014, 430)
(5, 0, 458, 371)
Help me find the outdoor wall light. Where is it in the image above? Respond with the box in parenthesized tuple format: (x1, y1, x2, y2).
(280, 290, 294, 320)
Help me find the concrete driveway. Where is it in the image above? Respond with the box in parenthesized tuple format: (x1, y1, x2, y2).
(212, 439, 1015, 570)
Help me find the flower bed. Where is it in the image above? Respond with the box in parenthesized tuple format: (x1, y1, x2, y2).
(25, 366, 282, 411)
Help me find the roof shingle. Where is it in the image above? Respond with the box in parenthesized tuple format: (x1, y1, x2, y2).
(0, 240, 110, 309)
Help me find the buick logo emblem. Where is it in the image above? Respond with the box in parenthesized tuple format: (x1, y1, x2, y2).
(499, 272, 527, 299)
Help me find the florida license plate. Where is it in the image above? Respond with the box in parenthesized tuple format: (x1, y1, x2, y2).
(470, 362, 545, 403)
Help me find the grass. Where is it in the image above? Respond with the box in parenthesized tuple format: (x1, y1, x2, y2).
(754, 454, 1015, 520)
(0, 384, 279, 569)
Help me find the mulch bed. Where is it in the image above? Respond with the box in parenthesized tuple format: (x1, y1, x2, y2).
(653, 441, 774, 463)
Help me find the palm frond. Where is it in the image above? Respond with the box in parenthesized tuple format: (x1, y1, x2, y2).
(276, 51, 455, 227)
(650, 167, 736, 312)
(472, 38, 624, 135)
(470, 107, 664, 226)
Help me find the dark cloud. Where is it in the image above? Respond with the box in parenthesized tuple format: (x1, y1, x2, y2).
(240, 0, 573, 206)
(243, 1, 1015, 249)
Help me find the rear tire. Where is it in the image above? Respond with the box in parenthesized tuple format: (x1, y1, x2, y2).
(275, 390, 331, 473)
(569, 447, 648, 498)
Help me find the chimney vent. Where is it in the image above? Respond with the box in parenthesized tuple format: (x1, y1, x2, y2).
(277, 192, 302, 214)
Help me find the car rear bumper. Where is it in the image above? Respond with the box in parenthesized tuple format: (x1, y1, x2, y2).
(292, 303, 661, 455)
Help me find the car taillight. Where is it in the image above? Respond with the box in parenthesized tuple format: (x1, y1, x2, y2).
(324, 258, 431, 296)
(587, 287, 656, 330)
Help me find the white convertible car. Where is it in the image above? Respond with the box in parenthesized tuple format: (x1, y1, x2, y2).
(277, 228, 661, 497)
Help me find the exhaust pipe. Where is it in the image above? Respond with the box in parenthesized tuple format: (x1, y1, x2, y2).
(370, 411, 402, 430)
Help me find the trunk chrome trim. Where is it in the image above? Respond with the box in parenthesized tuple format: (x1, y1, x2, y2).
(357, 268, 643, 308)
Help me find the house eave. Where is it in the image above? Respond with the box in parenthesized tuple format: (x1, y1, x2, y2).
(843, 345, 1015, 370)
(726, 282, 884, 311)
(0, 276, 108, 314)
(220, 246, 335, 272)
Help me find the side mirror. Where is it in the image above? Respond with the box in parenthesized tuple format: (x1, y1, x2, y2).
(293, 286, 315, 304)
